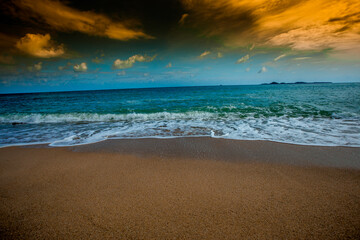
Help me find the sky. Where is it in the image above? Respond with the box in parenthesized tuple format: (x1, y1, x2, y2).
(0, 0, 360, 93)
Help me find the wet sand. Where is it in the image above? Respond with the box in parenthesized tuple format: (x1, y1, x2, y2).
(0, 138, 360, 239)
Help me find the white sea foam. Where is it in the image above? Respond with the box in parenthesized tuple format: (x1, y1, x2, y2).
(0, 112, 218, 124)
(1, 115, 358, 147)
(1, 111, 359, 147)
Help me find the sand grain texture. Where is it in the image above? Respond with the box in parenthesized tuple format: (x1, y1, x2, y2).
(0, 139, 360, 239)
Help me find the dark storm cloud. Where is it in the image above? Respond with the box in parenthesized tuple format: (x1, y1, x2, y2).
(0, 0, 188, 58)
(67, 0, 184, 36)
(4, 0, 153, 40)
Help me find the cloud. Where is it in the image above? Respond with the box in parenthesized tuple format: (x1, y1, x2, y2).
(199, 51, 211, 58)
(236, 54, 249, 64)
(293, 57, 312, 61)
(180, 0, 360, 54)
(199, 51, 223, 59)
(166, 62, 172, 68)
(274, 54, 287, 62)
(11, 0, 153, 41)
(73, 62, 87, 72)
(28, 62, 42, 71)
(113, 55, 156, 69)
(246, 67, 250, 72)
(258, 66, 267, 73)
(179, 13, 189, 25)
(16, 33, 64, 58)
(181, 0, 257, 39)
(267, 25, 360, 53)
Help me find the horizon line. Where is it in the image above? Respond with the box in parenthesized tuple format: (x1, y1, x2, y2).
(1, 81, 357, 95)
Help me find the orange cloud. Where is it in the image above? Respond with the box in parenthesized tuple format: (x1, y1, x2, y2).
(16, 33, 64, 58)
(179, 13, 189, 25)
(199, 51, 211, 58)
(11, 0, 153, 41)
(181, 0, 360, 54)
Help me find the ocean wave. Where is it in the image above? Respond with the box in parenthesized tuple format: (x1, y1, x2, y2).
(0, 112, 220, 124)
(1, 84, 359, 148)
(1, 114, 359, 147)
(1, 109, 358, 125)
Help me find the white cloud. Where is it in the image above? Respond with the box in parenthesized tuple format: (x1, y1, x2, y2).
(293, 57, 312, 60)
(73, 62, 87, 72)
(258, 66, 267, 73)
(113, 55, 156, 69)
(268, 24, 360, 54)
(246, 67, 250, 72)
(16, 33, 64, 58)
(236, 54, 249, 64)
(274, 54, 286, 61)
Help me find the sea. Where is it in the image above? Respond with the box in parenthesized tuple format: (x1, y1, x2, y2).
(1, 83, 359, 147)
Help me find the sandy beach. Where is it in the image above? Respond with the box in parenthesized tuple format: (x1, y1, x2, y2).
(1, 138, 360, 239)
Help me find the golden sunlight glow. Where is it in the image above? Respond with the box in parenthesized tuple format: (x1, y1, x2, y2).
(181, 0, 360, 53)
(15, 33, 64, 58)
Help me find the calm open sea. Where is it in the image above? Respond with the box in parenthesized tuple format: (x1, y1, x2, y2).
(1, 83, 359, 147)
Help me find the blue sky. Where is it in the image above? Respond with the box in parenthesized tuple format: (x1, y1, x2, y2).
(1, 0, 360, 93)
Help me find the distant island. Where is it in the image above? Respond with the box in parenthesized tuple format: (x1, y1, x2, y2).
(261, 82, 332, 85)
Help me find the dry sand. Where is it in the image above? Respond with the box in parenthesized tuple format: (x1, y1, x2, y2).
(0, 138, 360, 239)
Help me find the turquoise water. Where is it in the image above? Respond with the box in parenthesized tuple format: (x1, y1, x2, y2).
(0, 83, 359, 146)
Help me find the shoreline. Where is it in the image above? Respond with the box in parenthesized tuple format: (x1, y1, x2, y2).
(1, 137, 360, 238)
(10, 137, 359, 169)
(3, 135, 360, 149)
(0, 136, 360, 169)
